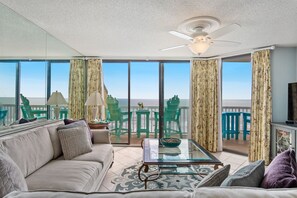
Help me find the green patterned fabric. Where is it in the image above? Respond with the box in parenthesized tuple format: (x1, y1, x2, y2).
(69, 60, 86, 119)
(191, 59, 219, 152)
(86, 59, 104, 121)
(249, 50, 272, 165)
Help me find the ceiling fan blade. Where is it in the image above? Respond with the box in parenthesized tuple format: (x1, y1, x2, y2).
(169, 31, 193, 41)
(209, 24, 240, 39)
(212, 40, 241, 47)
(160, 44, 188, 51)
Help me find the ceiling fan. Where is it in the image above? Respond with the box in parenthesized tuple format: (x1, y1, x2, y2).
(160, 16, 241, 55)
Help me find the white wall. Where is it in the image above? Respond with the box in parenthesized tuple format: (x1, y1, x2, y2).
(271, 47, 297, 122)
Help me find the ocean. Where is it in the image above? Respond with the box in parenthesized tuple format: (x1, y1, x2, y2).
(0, 97, 251, 107)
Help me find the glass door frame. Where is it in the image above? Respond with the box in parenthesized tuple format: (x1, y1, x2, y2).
(103, 59, 190, 145)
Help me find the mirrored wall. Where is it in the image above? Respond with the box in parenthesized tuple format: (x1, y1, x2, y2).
(0, 2, 82, 128)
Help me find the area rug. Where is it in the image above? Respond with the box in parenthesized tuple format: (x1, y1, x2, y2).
(112, 161, 213, 192)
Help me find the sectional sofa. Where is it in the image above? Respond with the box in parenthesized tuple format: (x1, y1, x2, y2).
(0, 120, 114, 193)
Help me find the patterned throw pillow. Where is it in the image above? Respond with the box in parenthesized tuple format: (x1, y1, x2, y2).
(59, 119, 93, 144)
(196, 164, 231, 187)
(0, 150, 28, 197)
(57, 126, 92, 160)
(220, 160, 265, 187)
(261, 149, 297, 188)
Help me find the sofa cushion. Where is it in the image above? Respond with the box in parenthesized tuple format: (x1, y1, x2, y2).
(221, 160, 265, 187)
(25, 160, 102, 192)
(261, 149, 297, 188)
(47, 125, 63, 159)
(0, 150, 28, 198)
(72, 144, 113, 168)
(196, 164, 230, 188)
(0, 127, 54, 177)
(58, 126, 92, 160)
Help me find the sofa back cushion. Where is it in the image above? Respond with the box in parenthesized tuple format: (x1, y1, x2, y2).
(0, 149, 28, 197)
(0, 127, 54, 177)
(47, 125, 63, 159)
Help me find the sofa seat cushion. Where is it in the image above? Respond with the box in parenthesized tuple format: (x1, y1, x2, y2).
(26, 160, 102, 192)
(72, 144, 113, 168)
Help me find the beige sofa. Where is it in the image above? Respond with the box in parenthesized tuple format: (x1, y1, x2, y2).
(0, 120, 114, 192)
(5, 187, 297, 198)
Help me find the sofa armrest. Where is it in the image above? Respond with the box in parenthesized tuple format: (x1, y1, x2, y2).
(92, 129, 111, 144)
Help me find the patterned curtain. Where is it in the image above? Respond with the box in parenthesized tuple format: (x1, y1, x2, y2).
(86, 59, 104, 121)
(68, 60, 86, 119)
(249, 50, 272, 165)
(191, 59, 219, 152)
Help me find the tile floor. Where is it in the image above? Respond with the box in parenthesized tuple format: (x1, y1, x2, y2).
(98, 146, 249, 192)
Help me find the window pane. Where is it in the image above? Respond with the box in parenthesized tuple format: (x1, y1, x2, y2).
(0, 62, 17, 126)
(20, 61, 47, 119)
(131, 61, 159, 142)
(164, 62, 190, 138)
(103, 62, 129, 144)
(51, 62, 70, 119)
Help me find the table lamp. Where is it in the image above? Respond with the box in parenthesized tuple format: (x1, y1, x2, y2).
(47, 91, 67, 120)
(85, 91, 104, 122)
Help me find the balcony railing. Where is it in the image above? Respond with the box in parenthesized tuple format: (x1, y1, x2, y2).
(0, 104, 251, 134)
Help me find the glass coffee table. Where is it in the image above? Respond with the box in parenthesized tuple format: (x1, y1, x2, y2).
(138, 138, 223, 189)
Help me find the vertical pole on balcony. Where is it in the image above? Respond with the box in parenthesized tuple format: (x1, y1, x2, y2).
(159, 62, 164, 138)
(128, 61, 131, 144)
(47, 61, 51, 119)
(15, 62, 20, 120)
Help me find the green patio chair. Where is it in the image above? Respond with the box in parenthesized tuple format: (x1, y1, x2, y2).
(20, 94, 47, 119)
(154, 95, 182, 138)
(0, 109, 8, 126)
(106, 95, 132, 141)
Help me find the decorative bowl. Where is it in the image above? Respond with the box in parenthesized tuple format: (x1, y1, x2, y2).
(160, 138, 181, 147)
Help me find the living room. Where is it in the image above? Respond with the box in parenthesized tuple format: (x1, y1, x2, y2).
(1, 1, 297, 198)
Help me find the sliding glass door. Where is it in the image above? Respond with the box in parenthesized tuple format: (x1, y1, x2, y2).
(163, 62, 190, 138)
(0, 62, 17, 127)
(130, 61, 159, 144)
(103, 62, 129, 144)
(102, 60, 190, 145)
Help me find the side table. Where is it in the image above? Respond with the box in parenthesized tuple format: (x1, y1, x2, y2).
(136, 110, 150, 138)
(88, 122, 109, 129)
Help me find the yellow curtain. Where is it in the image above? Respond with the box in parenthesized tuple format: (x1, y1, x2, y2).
(191, 59, 219, 152)
(68, 59, 86, 119)
(86, 59, 104, 121)
(249, 50, 272, 165)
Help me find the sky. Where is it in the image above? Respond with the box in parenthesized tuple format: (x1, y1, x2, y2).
(222, 62, 252, 100)
(103, 62, 190, 99)
(0, 61, 251, 104)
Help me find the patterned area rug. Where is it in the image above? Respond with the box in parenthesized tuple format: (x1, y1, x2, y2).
(112, 162, 213, 192)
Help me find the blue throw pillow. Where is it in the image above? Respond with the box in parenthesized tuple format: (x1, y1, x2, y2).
(220, 160, 265, 187)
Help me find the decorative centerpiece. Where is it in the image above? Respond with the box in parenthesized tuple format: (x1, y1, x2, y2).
(138, 102, 144, 109)
(160, 138, 181, 147)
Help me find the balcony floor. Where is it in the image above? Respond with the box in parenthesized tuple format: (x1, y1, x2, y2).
(109, 132, 249, 156)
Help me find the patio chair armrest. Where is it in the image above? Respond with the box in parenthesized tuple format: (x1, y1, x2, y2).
(92, 129, 111, 144)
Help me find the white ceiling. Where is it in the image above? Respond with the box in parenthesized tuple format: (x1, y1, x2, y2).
(1, 0, 297, 59)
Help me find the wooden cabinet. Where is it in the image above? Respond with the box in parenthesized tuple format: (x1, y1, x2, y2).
(271, 122, 296, 159)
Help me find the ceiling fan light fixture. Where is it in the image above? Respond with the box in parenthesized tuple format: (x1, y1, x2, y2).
(189, 37, 210, 55)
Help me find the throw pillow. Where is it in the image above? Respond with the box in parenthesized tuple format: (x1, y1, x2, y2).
(19, 118, 37, 124)
(220, 160, 265, 187)
(196, 164, 230, 188)
(261, 149, 297, 188)
(63, 119, 93, 143)
(0, 149, 28, 197)
(57, 126, 92, 160)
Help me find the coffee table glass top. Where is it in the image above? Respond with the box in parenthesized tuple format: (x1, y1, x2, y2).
(143, 138, 221, 165)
